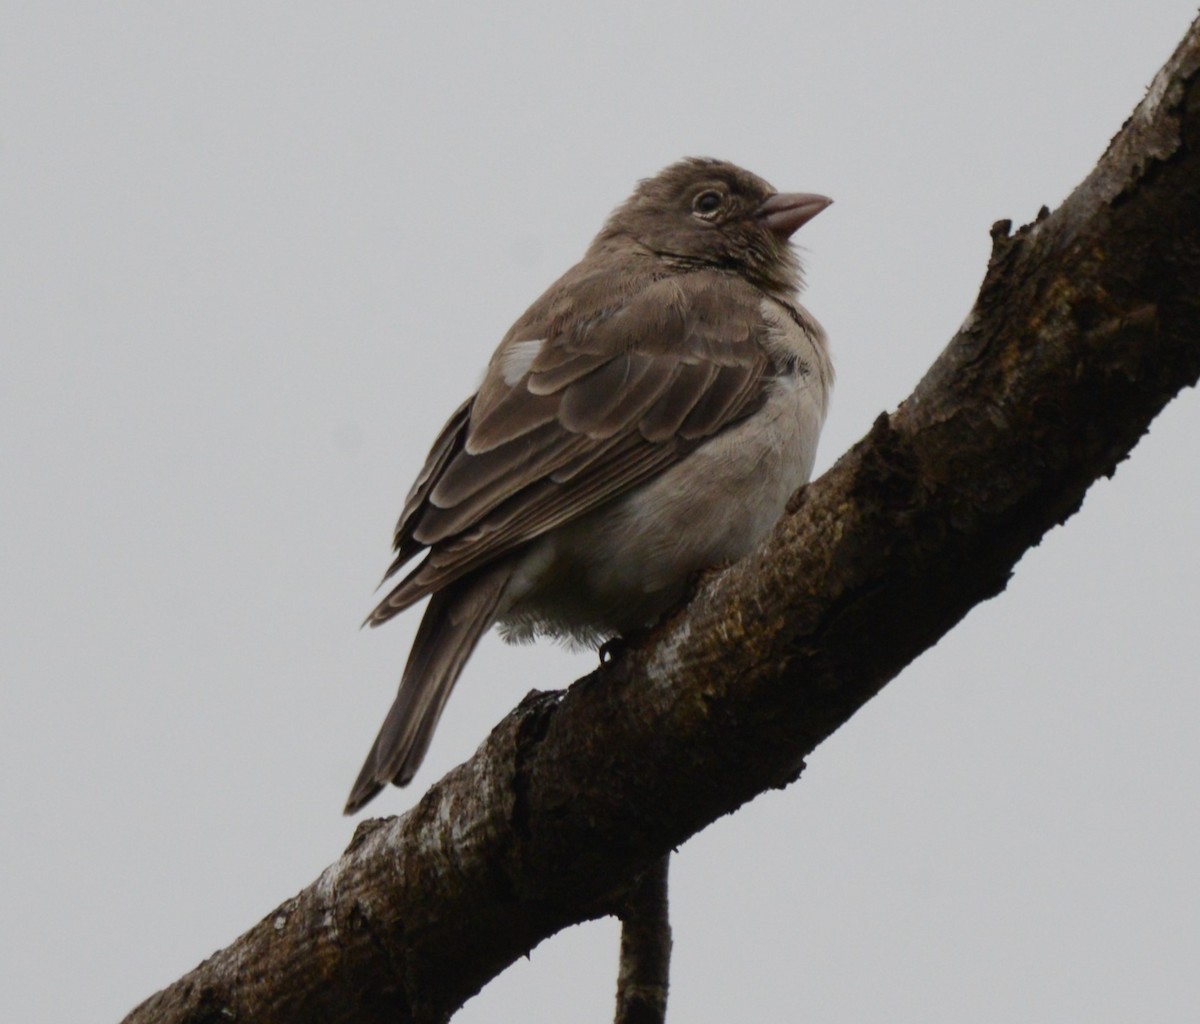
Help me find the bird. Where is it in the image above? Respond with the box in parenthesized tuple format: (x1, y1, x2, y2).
(345, 157, 833, 814)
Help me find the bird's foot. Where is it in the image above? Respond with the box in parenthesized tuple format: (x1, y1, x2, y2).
(598, 626, 652, 665)
(598, 635, 626, 665)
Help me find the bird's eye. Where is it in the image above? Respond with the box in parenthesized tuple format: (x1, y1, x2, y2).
(692, 190, 724, 217)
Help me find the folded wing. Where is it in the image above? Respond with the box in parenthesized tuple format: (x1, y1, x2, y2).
(367, 270, 780, 626)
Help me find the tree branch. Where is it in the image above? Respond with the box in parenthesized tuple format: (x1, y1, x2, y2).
(122, 16, 1200, 1024)
(614, 854, 672, 1024)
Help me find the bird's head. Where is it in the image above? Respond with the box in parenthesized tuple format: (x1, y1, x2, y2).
(593, 157, 831, 295)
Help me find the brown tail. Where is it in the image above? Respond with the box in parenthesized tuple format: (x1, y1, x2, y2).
(344, 566, 512, 814)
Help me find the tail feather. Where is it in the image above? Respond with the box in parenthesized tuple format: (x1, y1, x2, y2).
(344, 567, 512, 815)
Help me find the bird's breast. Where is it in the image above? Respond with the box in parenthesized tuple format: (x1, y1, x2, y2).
(497, 297, 830, 645)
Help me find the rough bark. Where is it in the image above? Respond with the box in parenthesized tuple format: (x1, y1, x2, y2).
(123, 17, 1200, 1024)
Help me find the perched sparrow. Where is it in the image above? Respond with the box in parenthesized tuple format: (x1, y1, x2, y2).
(345, 158, 832, 814)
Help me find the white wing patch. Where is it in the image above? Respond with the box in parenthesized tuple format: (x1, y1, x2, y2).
(498, 338, 545, 386)
(758, 297, 834, 420)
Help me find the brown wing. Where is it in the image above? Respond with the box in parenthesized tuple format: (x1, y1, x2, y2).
(368, 268, 775, 626)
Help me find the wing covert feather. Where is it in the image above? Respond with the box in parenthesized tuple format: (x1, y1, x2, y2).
(373, 270, 784, 622)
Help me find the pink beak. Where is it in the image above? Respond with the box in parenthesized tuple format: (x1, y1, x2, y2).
(756, 192, 833, 240)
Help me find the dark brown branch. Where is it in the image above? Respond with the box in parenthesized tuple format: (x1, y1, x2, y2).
(122, 17, 1200, 1024)
(614, 854, 672, 1024)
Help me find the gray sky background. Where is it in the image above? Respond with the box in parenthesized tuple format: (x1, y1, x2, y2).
(3, 3, 1199, 1021)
